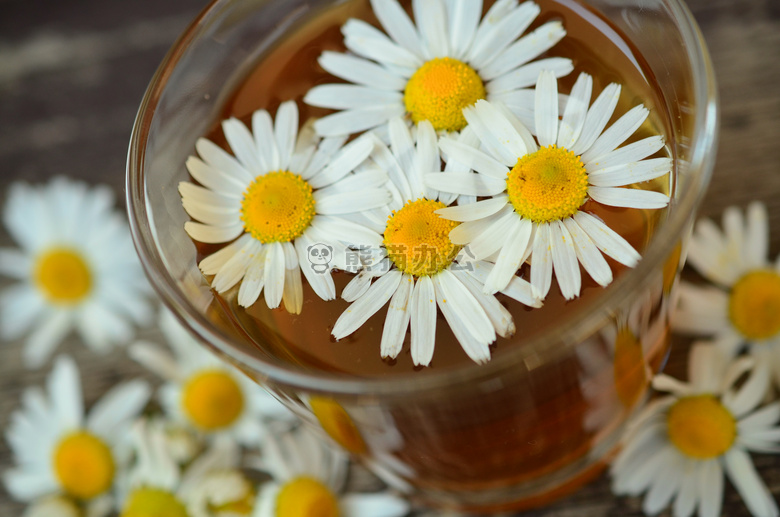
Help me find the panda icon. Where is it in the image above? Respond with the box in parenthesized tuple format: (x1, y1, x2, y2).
(307, 243, 333, 274)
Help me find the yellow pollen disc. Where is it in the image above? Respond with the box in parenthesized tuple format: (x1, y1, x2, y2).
(241, 170, 315, 243)
(275, 477, 339, 517)
(612, 328, 648, 408)
(729, 270, 780, 340)
(53, 431, 115, 500)
(309, 396, 366, 454)
(34, 247, 92, 304)
(506, 145, 589, 224)
(404, 57, 486, 132)
(383, 199, 460, 277)
(121, 487, 189, 517)
(666, 395, 736, 459)
(181, 370, 244, 431)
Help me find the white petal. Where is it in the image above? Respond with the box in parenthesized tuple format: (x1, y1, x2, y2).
(412, 0, 449, 58)
(263, 242, 286, 309)
(305, 84, 403, 110)
(433, 270, 494, 364)
(456, 207, 517, 260)
(222, 117, 265, 174)
(342, 270, 374, 302)
(212, 238, 262, 293)
(49, 355, 84, 428)
(530, 223, 553, 299)
(317, 51, 407, 90)
(380, 273, 413, 359)
(486, 57, 574, 94)
(23, 311, 72, 369)
(181, 197, 240, 227)
(185, 155, 246, 197)
(332, 270, 402, 339)
(439, 136, 510, 179)
(295, 234, 336, 300)
(561, 217, 612, 287)
(570, 82, 621, 156)
(557, 73, 592, 149)
(534, 70, 559, 147)
(745, 201, 770, 268)
(343, 19, 422, 68)
(309, 134, 374, 188)
(274, 101, 298, 170)
(370, 0, 425, 59)
(414, 120, 439, 200)
(724, 448, 779, 517)
(698, 459, 723, 517)
(588, 186, 670, 209)
(483, 217, 532, 293)
(588, 158, 673, 188)
(409, 275, 436, 366)
(572, 211, 641, 267)
(435, 196, 508, 222)
(313, 106, 405, 138)
(198, 234, 253, 275)
(480, 21, 567, 81)
(468, 0, 539, 69)
(195, 138, 253, 185)
(452, 268, 515, 338)
(549, 220, 581, 299)
(341, 491, 411, 517)
(586, 135, 666, 172)
(184, 221, 243, 244)
(446, 0, 480, 60)
(582, 105, 649, 164)
(87, 380, 150, 438)
(472, 99, 528, 160)
(424, 172, 506, 197)
(178, 181, 238, 208)
(252, 109, 281, 171)
(314, 189, 391, 215)
(237, 248, 267, 308)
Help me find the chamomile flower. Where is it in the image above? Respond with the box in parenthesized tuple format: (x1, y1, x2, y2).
(181, 100, 388, 312)
(253, 426, 409, 517)
(332, 118, 540, 366)
(305, 0, 572, 137)
(22, 494, 113, 517)
(0, 177, 153, 368)
(672, 202, 780, 387)
(611, 343, 780, 517)
(3, 355, 150, 508)
(119, 419, 255, 517)
(430, 71, 671, 300)
(129, 308, 295, 447)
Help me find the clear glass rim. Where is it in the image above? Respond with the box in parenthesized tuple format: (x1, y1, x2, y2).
(126, 0, 718, 397)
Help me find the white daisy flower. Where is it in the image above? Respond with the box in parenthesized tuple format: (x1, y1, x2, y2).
(611, 343, 780, 517)
(430, 70, 672, 300)
(3, 355, 150, 509)
(332, 118, 540, 367)
(305, 0, 572, 137)
(672, 202, 780, 388)
(180, 100, 389, 312)
(253, 426, 409, 517)
(129, 308, 295, 447)
(0, 177, 153, 368)
(119, 419, 255, 517)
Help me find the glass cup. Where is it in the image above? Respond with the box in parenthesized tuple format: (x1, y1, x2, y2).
(126, 0, 718, 512)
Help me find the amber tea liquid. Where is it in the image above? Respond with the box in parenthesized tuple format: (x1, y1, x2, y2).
(196, 0, 675, 511)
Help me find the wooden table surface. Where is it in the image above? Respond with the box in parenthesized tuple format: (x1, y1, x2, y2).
(1, 0, 779, 515)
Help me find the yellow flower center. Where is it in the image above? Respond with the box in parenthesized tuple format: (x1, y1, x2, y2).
(506, 145, 589, 224)
(309, 396, 366, 454)
(383, 199, 460, 277)
(613, 328, 648, 408)
(729, 270, 780, 340)
(666, 395, 736, 459)
(240, 170, 315, 243)
(121, 488, 189, 517)
(181, 370, 244, 431)
(404, 57, 486, 132)
(34, 247, 92, 304)
(276, 477, 339, 517)
(53, 431, 115, 500)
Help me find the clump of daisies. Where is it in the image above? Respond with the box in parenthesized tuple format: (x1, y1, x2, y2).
(129, 307, 296, 447)
(0, 177, 153, 368)
(673, 202, 780, 388)
(3, 355, 150, 516)
(611, 342, 780, 517)
(305, 0, 572, 136)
